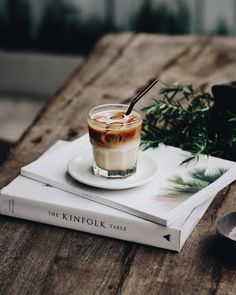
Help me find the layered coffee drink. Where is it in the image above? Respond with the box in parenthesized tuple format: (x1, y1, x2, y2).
(87, 104, 142, 178)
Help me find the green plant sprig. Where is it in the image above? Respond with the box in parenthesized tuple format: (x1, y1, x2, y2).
(141, 82, 236, 164)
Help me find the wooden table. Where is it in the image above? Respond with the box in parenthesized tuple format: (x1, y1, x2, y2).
(0, 34, 236, 295)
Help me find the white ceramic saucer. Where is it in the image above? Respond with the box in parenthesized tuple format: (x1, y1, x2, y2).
(67, 151, 158, 190)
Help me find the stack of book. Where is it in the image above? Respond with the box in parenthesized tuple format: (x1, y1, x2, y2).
(1, 135, 236, 251)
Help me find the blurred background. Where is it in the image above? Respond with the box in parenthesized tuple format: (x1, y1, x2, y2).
(0, 0, 235, 163)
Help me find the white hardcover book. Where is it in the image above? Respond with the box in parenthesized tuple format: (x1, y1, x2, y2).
(0, 141, 214, 252)
(0, 176, 214, 252)
(21, 134, 236, 226)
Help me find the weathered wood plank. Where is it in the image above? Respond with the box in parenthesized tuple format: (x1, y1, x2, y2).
(120, 187, 236, 295)
(0, 34, 236, 295)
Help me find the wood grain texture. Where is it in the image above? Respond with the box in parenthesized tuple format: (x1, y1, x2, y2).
(0, 34, 236, 295)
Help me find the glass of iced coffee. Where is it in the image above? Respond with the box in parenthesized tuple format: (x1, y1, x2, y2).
(87, 104, 143, 178)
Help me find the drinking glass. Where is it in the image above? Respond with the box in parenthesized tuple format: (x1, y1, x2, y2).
(87, 104, 143, 178)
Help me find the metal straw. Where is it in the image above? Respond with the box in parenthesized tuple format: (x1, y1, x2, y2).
(126, 78, 158, 116)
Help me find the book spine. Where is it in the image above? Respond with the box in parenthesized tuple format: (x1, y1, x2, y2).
(0, 192, 181, 251)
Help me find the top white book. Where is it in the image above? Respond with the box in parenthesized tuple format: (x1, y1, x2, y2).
(21, 134, 236, 226)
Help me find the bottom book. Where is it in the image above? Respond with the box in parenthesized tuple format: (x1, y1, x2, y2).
(0, 141, 214, 252)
